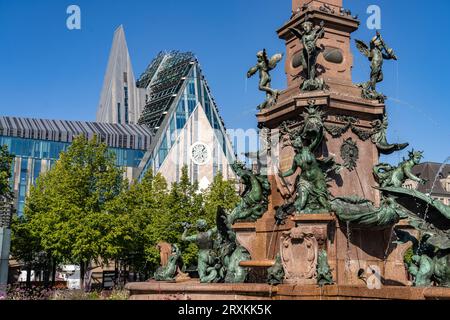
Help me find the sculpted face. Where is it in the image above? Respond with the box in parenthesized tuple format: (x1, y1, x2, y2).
(232, 162, 246, 176)
(292, 136, 304, 150)
(413, 154, 423, 164)
(257, 51, 264, 62)
(302, 22, 312, 33)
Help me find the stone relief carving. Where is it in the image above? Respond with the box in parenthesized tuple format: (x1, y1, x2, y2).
(340, 138, 359, 172)
(280, 225, 328, 284)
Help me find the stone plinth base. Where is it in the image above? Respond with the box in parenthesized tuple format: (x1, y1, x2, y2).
(125, 281, 450, 300)
(281, 214, 335, 285)
(125, 280, 276, 300)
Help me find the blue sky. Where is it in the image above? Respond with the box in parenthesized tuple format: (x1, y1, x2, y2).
(0, 0, 449, 163)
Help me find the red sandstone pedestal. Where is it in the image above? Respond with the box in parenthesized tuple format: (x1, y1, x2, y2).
(281, 214, 335, 285)
(125, 280, 450, 300)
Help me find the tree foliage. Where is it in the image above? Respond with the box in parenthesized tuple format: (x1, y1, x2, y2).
(0, 145, 14, 202)
(11, 136, 239, 279)
(0, 145, 14, 223)
(11, 136, 127, 284)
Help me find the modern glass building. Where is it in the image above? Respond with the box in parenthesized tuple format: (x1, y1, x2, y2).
(95, 25, 236, 187)
(134, 51, 236, 185)
(0, 116, 152, 216)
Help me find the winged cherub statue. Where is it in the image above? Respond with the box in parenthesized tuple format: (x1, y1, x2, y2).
(290, 20, 326, 91)
(355, 31, 398, 103)
(247, 49, 283, 110)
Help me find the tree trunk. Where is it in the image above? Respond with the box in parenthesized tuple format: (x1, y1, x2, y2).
(80, 260, 85, 291)
(26, 264, 31, 288)
(43, 266, 50, 288)
(83, 260, 92, 292)
(114, 260, 118, 288)
(51, 259, 56, 286)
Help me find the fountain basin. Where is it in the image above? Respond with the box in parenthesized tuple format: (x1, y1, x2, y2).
(125, 281, 450, 300)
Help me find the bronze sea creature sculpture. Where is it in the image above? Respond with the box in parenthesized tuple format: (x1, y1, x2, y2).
(370, 114, 409, 155)
(216, 207, 251, 283)
(267, 254, 285, 285)
(316, 249, 334, 286)
(153, 244, 182, 281)
(228, 161, 271, 224)
(373, 150, 426, 188)
(331, 196, 409, 229)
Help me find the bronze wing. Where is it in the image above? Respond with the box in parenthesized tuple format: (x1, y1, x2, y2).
(355, 39, 370, 58)
(268, 53, 283, 70)
(289, 27, 303, 41)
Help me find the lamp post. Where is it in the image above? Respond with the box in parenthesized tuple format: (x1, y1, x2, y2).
(0, 203, 13, 298)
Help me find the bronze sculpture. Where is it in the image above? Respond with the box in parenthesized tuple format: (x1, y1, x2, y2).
(316, 250, 334, 286)
(247, 49, 283, 110)
(153, 244, 182, 281)
(355, 31, 397, 103)
(267, 254, 285, 285)
(216, 207, 251, 283)
(228, 161, 271, 224)
(290, 20, 326, 91)
(373, 150, 426, 188)
(182, 219, 220, 283)
(279, 103, 334, 214)
(182, 209, 252, 284)
(370, 114, 409, 155)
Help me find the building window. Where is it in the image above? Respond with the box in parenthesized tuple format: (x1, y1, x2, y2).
(158, 135, 169, 167)
(124, 87, 129, 124)
(32, 159, 42, 185)
(176, 100, 187, 129)
(117, 103, 121, 124)
(17, 157, 29, 217)
(188, 99, 196, 115)
(203, 85, 212, 124)
(188, 81, 196, 95)
(169, 116, 176, 146)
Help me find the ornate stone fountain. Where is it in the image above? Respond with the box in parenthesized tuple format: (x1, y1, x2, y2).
(126, 0, 450, 300)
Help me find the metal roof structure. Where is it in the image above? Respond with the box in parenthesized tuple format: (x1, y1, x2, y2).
(0, 116, 153, 150)
(137, 51, 196, 130)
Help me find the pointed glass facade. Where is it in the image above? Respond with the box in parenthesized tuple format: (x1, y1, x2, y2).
(136, 52, 234, 182)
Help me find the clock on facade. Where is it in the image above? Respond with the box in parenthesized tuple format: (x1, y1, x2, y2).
(190, 142, 211, 166)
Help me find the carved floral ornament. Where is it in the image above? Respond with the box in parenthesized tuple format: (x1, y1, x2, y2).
(340, 138, 359, 172)
(323, 115, 374, 140)
(279, 113, 381, 145)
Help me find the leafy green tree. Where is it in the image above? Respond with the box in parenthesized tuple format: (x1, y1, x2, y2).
(166, 166, 206, 267)
(10, 215, 50, 286)
(0, 146, 14, 288)
(107, 169, 170, 278)
(203, 171, 239, 223)
(0, 145, 14, 221)
(21, 136, 127, 287)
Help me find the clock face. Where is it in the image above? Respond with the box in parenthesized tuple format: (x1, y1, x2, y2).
(190, 142, 211, 166)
